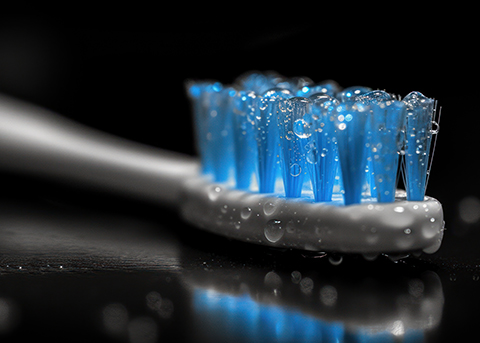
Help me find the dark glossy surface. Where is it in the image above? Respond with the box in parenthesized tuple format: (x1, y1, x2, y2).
(0, 185, 476, 342)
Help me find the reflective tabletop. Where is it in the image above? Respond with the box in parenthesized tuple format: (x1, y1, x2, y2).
(0, 182, 477, 343)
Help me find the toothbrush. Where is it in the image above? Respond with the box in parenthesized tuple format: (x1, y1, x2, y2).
(0, 71, 444, 259)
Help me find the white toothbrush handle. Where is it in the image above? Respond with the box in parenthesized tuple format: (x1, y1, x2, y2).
(0, 94, 198, 207)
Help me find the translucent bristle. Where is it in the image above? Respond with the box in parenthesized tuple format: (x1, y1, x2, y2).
(359, 91, 406, 203)
(236, 71, 283, 95)
(232, 91, 257, 190)
(402, 91, 435, 201)
(256, 88, 293, 193)
(187, 72, 440, 206)
(337, 86, 372, 103)
(186, 81, 214, 175)
(306, 94, 340, 202)
(276, 76, 313, 95)
(297, 80, 342, 98)
(187, 81, 235, 183)
(334, 101, 369, 205)
(277, 97, 311, 198)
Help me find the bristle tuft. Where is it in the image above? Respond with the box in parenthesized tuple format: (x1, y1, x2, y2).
(186, 72, 439, 205)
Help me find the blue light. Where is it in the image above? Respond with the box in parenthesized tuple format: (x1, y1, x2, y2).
(193, 288, 426, 343)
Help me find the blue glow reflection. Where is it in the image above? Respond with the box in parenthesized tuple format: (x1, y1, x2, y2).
(193, 288, 424, 343)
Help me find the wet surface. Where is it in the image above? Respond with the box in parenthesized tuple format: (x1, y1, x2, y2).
(0, 184, 477, 342)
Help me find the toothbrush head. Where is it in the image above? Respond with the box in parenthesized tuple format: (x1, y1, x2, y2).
(185, 71, 444, 257)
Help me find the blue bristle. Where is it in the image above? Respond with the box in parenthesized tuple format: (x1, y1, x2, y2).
(256, 88, 294, 193)
(337, 87, 375, 197)
(187, 72, 439, 205)
(277, 77, 313, 95)
(277, 97, 311, 198)
(187, 81, 214, 176)
(337, 86, 372, 103)
(297, 80, 342, 98)
(334, 101, 369, 205)
(187, 81, 235, 182)
(232, 90, 258, 190)
(237, 71, 283, 95)
(305, 94, 340, 202)
(359, 91, 406, 203)
(403, 91, 435, 201)
(208, 83, 236, 183)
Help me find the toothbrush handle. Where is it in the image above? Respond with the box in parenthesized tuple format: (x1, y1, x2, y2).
(0, 94, 198, 208)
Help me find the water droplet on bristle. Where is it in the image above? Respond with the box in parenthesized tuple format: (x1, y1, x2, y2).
(293, 119, 311, 138)
(290, 163, 301, 177)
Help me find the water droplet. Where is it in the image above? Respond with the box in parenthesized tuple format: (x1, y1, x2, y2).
(291, 271, 302, 284)
(299, 277, 314, 295)
(393, 206, 405, 213)
(264, 271, 282, 289)
(430, 217, 436, 222)
(404, 228, 412, 235)
(234, 221, 241, 229)
(293, 119, 311, 138)
(264, 219, 284, 243)
(241, 207, 252, 219)
(208, 186, 222, 201)
(328, 254, 343, 266)
(263, 201, 277, 216)
(319, 285, 338, 306)
(221, 204, 228, 213)
(362, 253, 379, 261)
(290, 163, 301, 177)
(286, 220, 296, 233)
(306, 147, 317, 164)
(458, 196, 480, 224)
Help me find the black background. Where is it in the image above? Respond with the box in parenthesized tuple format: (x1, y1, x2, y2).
(0, 6, 478, 342)
(0, 7, 475, 214)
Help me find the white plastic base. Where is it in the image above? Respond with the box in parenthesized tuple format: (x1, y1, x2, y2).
(180, 177, 444, 255)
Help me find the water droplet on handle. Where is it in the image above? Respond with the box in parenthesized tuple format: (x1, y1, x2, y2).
(241, 207, 252, 219)
(263, 201, 277, 216)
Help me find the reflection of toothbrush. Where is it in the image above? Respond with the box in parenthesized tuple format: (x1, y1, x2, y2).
(186, 258, 444, 342)
(0, 70, 444, 258)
